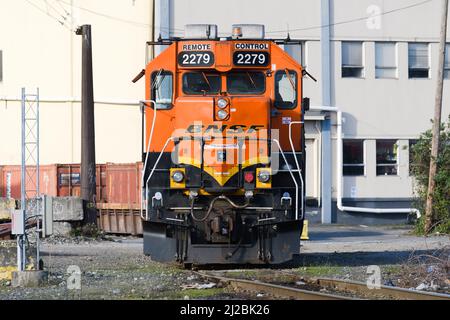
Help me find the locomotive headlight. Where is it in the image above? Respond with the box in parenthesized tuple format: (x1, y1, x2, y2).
(217, 109, 229, 120)
(217, 98, 228, 109)
(257, 170, 271, 183)
(170, 168, 186, 188)
(256, 168, 271, 188)
(171, 170, 184, 183)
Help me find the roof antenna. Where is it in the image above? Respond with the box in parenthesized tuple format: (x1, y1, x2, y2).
(286, 23, 291, 42)
(157, 33, 162, 42)
(206, 25, 211, 39)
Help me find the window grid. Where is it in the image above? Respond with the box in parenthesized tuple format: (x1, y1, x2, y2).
(408, 43, 430, 79)
(376, 140, 399, 176)
(375, 42, 397, 79)
(342, 42, 364, 78)
(343, 139, 365, 176)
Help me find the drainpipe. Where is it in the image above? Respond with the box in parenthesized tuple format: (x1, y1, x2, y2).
(320, 0, 332, 224)
(154, 0, 170, 56)
(310, 106, 421, 219)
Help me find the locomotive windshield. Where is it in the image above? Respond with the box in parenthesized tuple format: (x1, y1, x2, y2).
(183, 72, 221, 95)
(226, 72, 265, 94)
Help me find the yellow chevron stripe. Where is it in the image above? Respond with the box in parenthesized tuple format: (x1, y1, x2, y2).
(177, 156, 269, 186)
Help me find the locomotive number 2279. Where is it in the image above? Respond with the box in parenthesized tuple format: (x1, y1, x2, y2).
(177, 51, 214, 67)
(233, 51, 269, 66)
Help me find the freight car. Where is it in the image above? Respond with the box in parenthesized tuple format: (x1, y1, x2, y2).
(135, 24, 309, 265)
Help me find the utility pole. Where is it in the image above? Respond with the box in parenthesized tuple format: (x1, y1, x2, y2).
(425, 0, 448, 233)
(76, 25, 97, 225)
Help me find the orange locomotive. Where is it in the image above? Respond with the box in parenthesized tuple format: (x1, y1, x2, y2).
(137, 25, 308, 264)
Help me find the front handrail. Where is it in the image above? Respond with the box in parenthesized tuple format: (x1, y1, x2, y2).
(288, 121, 305, 220)
(144, 136, 175, 220)
(272, 139, 299, 220)
(140, 99, 157, 220)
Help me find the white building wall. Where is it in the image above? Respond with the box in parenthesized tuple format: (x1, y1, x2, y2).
(0, 0, 153, 164)
(169, 0, 450, 202)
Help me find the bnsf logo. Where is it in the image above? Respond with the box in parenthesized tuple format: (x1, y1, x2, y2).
(186, 124, 264, 134)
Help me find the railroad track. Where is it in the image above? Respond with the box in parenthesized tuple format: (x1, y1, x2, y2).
(315, 277, 450, 300)
(194, 271, 354, 300)
(195, 271, 450, 300)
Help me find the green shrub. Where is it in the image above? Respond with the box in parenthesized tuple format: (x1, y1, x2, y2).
(410, 116, 450, 235)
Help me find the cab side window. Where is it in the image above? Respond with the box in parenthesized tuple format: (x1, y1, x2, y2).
(151, 70, 173, 109)
(274, 70, 297, 109)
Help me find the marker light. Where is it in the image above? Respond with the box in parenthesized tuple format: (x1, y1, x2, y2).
(217, 98, 228, 109)
(217, 109, 228, 120)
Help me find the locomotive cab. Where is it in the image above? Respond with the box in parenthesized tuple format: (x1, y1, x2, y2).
(140, 24, 306, 265)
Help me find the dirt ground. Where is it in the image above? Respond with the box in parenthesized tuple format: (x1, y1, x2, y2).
(0, 225, 448, 300)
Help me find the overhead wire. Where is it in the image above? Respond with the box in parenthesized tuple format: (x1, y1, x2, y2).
(43, 0, 70, 22)
(25, 0, 436, 38)
(56, 0, 184, 33)
(265, 0, 435, 34)
(24, 0, 74, 31)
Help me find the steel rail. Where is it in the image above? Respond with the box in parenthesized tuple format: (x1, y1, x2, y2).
(194, 271, 353, 300)
(316, 278, 450, 300)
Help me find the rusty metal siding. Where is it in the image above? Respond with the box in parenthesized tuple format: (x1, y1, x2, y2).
(104, 162, 142, 204)
(1, 162, 145, 236)
(56, 164, 106, 202)
(0, 164, 108, 201)
(0, 164, 58, 199)
(96, 203, 142, 235)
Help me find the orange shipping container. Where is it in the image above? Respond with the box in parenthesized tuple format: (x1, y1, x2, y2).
(104, 162, 142, 205)
(0, 164, 58, 199)
(0, 164, 106, 201)
(0, 163, 142, 205)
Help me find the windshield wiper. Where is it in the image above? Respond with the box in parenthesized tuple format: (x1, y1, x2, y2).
(284, 68, 295, 90)
(246, 72, 257, 89)
(151, 68, 165, 91)
(200, 72, 212, 91)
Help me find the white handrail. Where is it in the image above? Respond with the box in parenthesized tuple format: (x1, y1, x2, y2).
(144, 137, 175, 220)
(140, 100, 157, 220)
(272, 139, 299, 220)
(288, 120, 305, 220)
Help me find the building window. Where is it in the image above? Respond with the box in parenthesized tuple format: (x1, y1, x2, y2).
(409, 139, 418, 176)
(445, 44, 450, 79)
(342, 42, 364, 78)
(375, 42, 397, 79)
(284, 43, 303, 66)
(343, 140, 365, 176)
(408, 43, 429, 78)
(151, 70, 173, 109)
(376, 140, 398, 176)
